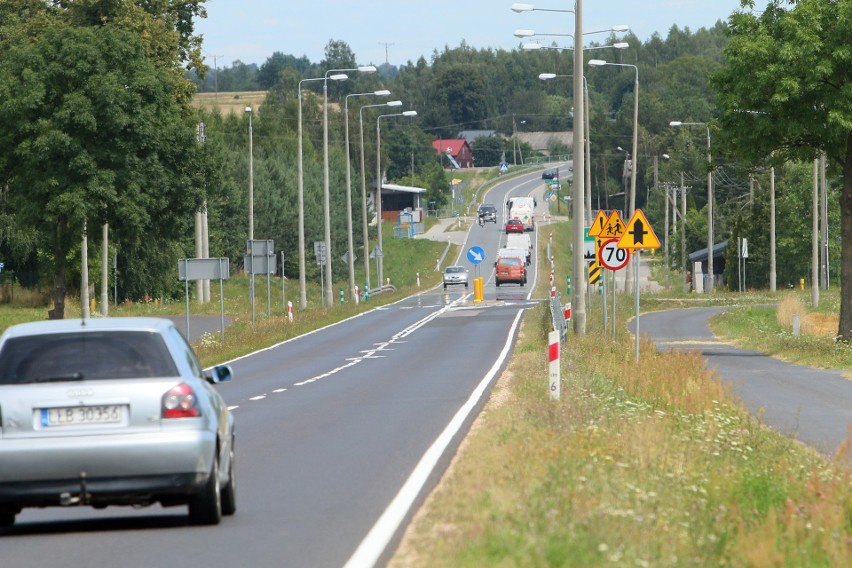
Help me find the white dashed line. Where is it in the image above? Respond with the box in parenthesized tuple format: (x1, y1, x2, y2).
(236, 296, 467, 402)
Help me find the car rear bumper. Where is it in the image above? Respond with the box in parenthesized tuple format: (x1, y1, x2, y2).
(0, 472, 208, 507)
(0, 429, 216, 498)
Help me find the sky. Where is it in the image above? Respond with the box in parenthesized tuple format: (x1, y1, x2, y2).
(195, 1, 748, 70)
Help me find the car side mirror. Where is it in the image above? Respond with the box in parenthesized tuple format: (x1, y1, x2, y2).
(206, 364, 233, 385)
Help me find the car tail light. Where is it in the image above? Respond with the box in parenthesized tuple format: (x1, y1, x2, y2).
(162, 383, 201, 418)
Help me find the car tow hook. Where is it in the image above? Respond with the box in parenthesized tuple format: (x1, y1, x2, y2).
(59, 472, 91, 506)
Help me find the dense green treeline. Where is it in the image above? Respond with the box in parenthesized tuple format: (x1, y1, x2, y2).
(200, 19, 840, 288)
(0, 1, 843, 311)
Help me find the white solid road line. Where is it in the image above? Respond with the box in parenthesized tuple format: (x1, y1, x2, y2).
(343, 308, 524, 568)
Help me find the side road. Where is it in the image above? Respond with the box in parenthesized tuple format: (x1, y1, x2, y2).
(633, 307, 852, 459)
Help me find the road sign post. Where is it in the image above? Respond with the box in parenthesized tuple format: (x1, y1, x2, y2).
(618, 209, 661, 362)
(178, 257, 230, 342)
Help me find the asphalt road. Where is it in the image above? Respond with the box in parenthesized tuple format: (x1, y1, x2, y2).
(632, 307, 852, 457)
(0, 168, 556, 568)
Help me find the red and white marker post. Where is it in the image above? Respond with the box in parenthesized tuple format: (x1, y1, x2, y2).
(548, 330, 560, 400)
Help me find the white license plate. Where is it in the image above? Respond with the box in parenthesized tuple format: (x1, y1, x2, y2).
(40, 405, 125, 427)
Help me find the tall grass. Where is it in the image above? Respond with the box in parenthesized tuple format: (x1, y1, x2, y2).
(391, 221, 852, 567)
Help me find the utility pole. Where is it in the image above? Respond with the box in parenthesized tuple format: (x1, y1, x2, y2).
(820, 153, 829, 289)
(212, 54, 223, 97)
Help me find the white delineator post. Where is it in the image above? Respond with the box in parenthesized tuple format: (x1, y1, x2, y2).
(549, 330, 560, 401)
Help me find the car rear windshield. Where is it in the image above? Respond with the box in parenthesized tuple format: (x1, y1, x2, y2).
(0, 331, 179, 384)
(500, 258, 522, 266)
(446, 267, 465, 273)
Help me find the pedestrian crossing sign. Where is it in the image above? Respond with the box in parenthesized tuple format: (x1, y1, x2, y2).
(600, 210, 626, 239)
(618, 209, 661, 250)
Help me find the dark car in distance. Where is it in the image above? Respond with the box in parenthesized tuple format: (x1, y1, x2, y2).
(477, 204, 497, 223)
(542, 168, 559, 180)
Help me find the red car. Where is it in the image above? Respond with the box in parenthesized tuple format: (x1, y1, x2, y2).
(505, 219, 525, 234)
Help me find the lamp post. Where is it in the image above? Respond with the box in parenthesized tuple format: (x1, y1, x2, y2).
(515, 1, 588, 334)
(322, 65, 376, 307)
(538, 72, 596, 224)
(345, 89, 391, 300)
(671, 120, 713, 292)
(297, 75, 346, 309)
(588, 60, 638, 217)
(376, 110, 418, 287)
(246, 106, 253, 240)
(245, 106, 255, 313)
(616, 145, 630, 208)
(360, 100, 403, 291)
(590, 59, 639, 293)
(515, 26, 628, 41)
(522, 41, 629, 52)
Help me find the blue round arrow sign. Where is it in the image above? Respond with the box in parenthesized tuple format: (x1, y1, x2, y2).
(467, 245, 486, 265)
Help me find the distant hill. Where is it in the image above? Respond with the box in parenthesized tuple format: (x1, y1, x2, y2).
(191, 91, 268, 115)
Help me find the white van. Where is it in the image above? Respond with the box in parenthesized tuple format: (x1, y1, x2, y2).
(498, 247, 530, 266)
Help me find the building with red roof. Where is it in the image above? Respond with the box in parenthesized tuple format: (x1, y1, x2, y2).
(431, 139, 473, 169)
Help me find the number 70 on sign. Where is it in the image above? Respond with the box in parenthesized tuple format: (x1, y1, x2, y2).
(598, 238, 630, 271)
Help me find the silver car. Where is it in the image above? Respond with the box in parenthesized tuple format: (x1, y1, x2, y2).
(443, 265, 469, 289)
(0, 317, 235, 527)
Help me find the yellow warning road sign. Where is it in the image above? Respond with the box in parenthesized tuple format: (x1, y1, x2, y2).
(587, 210, 608, 237)
(601, 210, 626, 239)
(618, 209, 661, 250)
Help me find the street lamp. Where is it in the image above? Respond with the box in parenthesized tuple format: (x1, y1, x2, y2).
(512, 3, 573, 14)
(514, 0, 587, 334)
(538, 72, 593, 224)
(590, 59, 639, 292)
(515, 25, 628, 40)
(344, 89, 391, 300)
(245, 106, 253, 240)
(360, 100, 403, 291)
(523, 42, 628, 51)
(298, 74, 346, 309)
(322, 65, 377, 307)
(670, 120, 713, 292)
(376, 110, 417, 288)
(245, 106, 255, 314)
(588, 60, 638, 218)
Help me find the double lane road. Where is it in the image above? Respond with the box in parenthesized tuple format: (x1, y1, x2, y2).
(0, 168, 554, 568)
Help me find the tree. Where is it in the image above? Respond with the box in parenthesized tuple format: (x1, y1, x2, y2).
(472, 136, 503, 167)
(0, 11, 203, 317)
(711, 0, 852, 339)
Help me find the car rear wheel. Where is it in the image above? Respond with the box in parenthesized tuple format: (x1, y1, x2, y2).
(0, 505, 17, 527)
(221, 443, 237, 517)
(188, 456, 222, 525)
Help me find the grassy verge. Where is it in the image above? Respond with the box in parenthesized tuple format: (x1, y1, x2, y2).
(390, 222, 852, 567)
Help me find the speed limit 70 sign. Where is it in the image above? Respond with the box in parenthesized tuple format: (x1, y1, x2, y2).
(598, 238, 630, 271)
